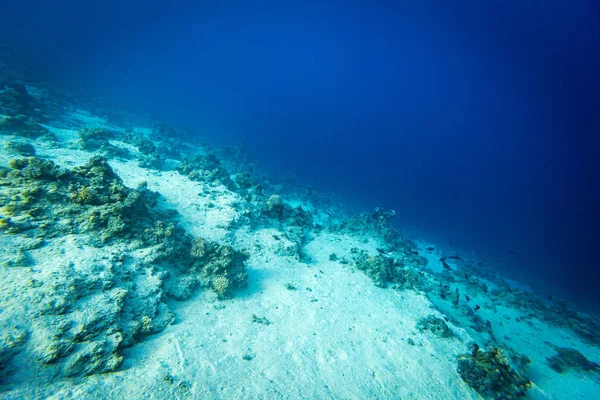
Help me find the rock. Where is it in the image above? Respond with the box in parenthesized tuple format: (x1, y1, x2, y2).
(4, 140, 35, 156)
(416, 315, 455, 339)
(457, 344, 530, 399)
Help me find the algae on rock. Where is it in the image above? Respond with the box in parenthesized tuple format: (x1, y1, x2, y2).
(188, 237, 249, 297)
(0, 154, 249, 383)
(416, 315, 455, 339)
(263, 194, 313, 227)
(352, 248, 420, 289)
(76, 127, 131, 160)
(177, 153, 236, 189)
(547, 346, 600, 374)
(3, 140, 35, 156)
(457, 344, 531, 399)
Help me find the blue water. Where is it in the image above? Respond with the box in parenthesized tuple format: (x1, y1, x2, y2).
(1, 1, 598, 306)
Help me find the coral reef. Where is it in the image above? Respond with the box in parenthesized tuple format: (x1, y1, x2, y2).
(0, 74, 69, 123)
(330, 208, 412, 252)
(416, 315, 455, 339)
(0, 251, 175, 379)
(0, 115, 49, 138)
(0, 81, 32, 116)
(212, 275, 230, 297)
(252, 314, 271, 325)
(546, 346, 599, 374)
(3, 140, 35, 156)
(159, 232, 250, 300)
(76, 127, 130, 159)
(457, 343, 531, 399)
(187, 237, 248, 296)
(0, 156, 160, 243)
(351, 248, 420, 289)
(490, 285, 600, 345)
(0, 154, 249, 383)
(235, 172, 254, 189)
(263, 194, 313, 227)
(177, 153, 236, 189)
(0, 326, 28, 373)
(122, 130, 165, 169)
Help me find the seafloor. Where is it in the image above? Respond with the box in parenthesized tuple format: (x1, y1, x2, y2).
(0, 70, 599, 400)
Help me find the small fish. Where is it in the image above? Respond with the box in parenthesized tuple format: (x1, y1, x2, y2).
(426, 246, 435, 251)
(448, 255, 462, 260)
(449, 240, 454, 245)
(376, 248, 387, 254)
(474, 305, 481, 311)
(412, 250, 419, 255)
(465, 295, 471, 302)
(508, 250, 516, 255)
(439, 256, 447, 262)
(442, 260, 452, 270)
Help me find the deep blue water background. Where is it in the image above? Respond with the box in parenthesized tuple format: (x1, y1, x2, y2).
(1, 1, 599, 307)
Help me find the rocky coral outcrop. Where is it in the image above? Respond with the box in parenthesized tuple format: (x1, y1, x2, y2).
(351, 248, 421, 289)
(0, 155, 248, 384)
(177, 153, 235, 189)
(75, 127, 131, 160)
(3, 140, 35, 156)
(330, 208, 408, 249)
(416, 315, 455, 339)
(546, 346, 599, 374)
(188, 237, 249, 296)
(0, 80, 51, 123)
(263, 194, 313, 228)
(457, 343, 530, 399)
(490, 286, 600, 345)
(122, 130, 165, 169)
(1, 156, 158, 244)
(0, 115, 49, 138)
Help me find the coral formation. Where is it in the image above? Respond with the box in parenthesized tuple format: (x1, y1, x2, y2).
(122, 130, 165, 169)
(3, 140, 35, 156)
(0, 154, 249, 383)
(212, 275, 231, 297)
(330, 208, 411, 252)
(490, 285, 600, 345)
(0, 81, 32, 116)
(457, 343, 531, 399)
(252, 314, 271, 325)
(0, 156, 159, 243)
(0, 326, 28, 372)
(177, 153, 236, 189)
(263, 194, 313, 227)
(187, 237, 248, 294)
(546, 346, 599, 374)
(416, 315, 455, 338)
(235, 172, 254, 189)
(0, 115, 49, 138)
(76, 127, 130, 159)
(351, 248, 420, 289)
